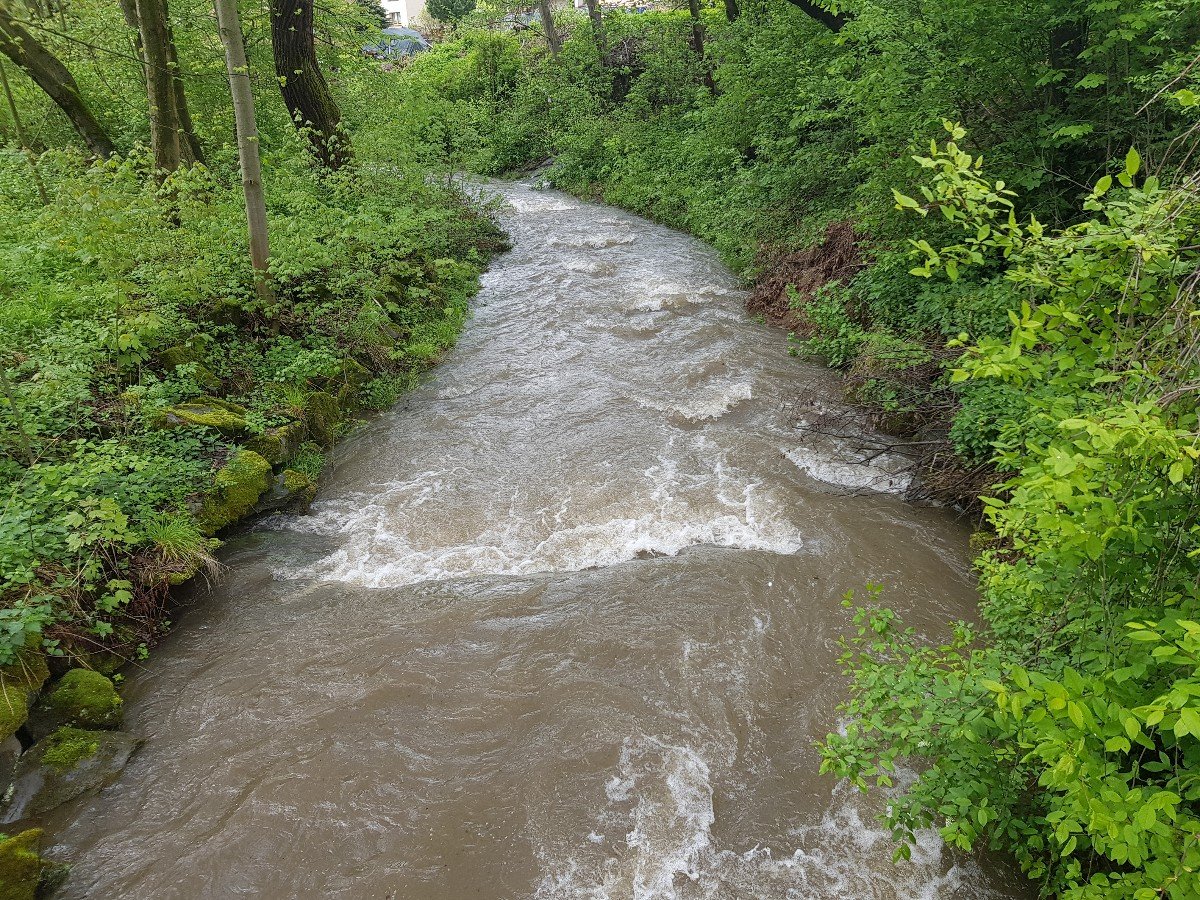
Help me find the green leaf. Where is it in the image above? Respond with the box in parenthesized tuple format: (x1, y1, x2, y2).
(1125, 147, 1141, 178)
(1177, 707, 1200, 738)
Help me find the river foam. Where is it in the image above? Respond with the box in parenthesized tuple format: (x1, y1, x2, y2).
(268, 452, 806, 587)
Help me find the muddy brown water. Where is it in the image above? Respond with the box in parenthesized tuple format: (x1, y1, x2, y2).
(41, 182, 1031, 899)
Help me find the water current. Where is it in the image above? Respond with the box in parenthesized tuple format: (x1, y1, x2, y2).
(41, 181, 1030, 899)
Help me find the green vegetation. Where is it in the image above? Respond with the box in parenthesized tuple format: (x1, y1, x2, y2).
(0, 653, 49, 741)
(392, 2, 1199, 897)
(38, 726, 102, 772)
(38, 668, 122, 730)
(0, 829, 54, 900)
(3, 0, 1199, 892)
(0, 0, 505, 679)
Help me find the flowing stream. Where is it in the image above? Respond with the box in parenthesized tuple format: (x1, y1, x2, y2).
(43, 182, 1030, 898)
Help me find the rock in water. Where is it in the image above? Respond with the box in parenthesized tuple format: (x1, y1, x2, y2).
(26, 670, 123, 741)
(1, 728, 141, 824)
(198, 449, 274, 534)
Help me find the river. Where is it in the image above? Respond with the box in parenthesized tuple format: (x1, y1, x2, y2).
(43, 181, 1028, 899)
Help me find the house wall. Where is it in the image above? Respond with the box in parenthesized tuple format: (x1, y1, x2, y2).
(381, 0, 426, 28)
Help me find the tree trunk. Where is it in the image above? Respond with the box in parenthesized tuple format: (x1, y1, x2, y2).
(583, 0, 604, 53)
(118, 0, 200, 162)
(0, 1, 114, 156)
(1048, 18, 1087, 109)
(782, 0, 847, 32)
(537, 0, 559, 56)
(133, 0, 197, 172)
(166, 21, 203, 163)
(724, 0, 738, 23)
(269, 0, 349, 170)
(214, 0, 273, 303)
(687, 0, 714, 91)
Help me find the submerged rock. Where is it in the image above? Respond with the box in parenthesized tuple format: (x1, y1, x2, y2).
(0, 828, 66, 900)
(199, 449, 274, 534)
(151, 397, 248, 436)
(245, 420, 307, 467)
(26, 670, 122, 741)
(1, 728, 141, 824)
(0, 655, 50, 743)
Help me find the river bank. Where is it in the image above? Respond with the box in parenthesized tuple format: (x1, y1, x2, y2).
(0, 158, 506, 893)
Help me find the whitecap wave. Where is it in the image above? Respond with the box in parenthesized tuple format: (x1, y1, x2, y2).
(268, 451, 804, 587)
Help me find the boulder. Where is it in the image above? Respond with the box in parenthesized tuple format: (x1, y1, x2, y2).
(251, 469, 318, 517)
(157, 344, 220, 391)
(0, 829, 49, 900)
(206, 298, 246, 327)
(198, 450, 274, 534)
(303, 392, 341, 447)
(26, 670, 122, 741)
(1, 728, 141, 823)
(151, 397, 248, 436)
(244, 420, 307, 467)
(0, 655, 50, 743)
(321, 358, 372, 391)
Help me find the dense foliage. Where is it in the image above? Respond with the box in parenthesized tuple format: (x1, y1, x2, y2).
(0, 0, 503, 667)
(390, 2, 1199, 897)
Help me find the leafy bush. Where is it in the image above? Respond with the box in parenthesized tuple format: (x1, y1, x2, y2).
(822, 130, 1200, 900)
(0, 140, 502, 664)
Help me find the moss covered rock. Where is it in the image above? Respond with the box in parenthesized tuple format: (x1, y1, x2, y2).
(304, 391, 341, 447)
(252, 469, 318, 517)
(316, 358, 372, 392)
(157, 344, 219, 389)
(1, 728, 141, 821)
(245, 421, 306, 467)
(0, 655, 50, 743)
(152, 396, 248, 436)
(282, 469, 318, 503)
(199, 450, 274, 534)
(0, 829, 45, 900)
(26, 669, 122, 740)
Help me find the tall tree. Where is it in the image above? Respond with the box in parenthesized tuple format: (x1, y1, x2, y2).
(724, 0, 738, 23)
(214, 0, 272, 302)
(426, 0, 474, 24)
(536, 0, 559, 56)
(686, 0, 713, 91)
(117, 0, 202, 165)
(269, 0, 350, 170)
(583, 0, 605, 53)
(0, 0, 114, 156)
(131, 0, 201, 172)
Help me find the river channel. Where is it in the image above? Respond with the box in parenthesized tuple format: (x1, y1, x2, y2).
(44, 181, 1028, 899)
